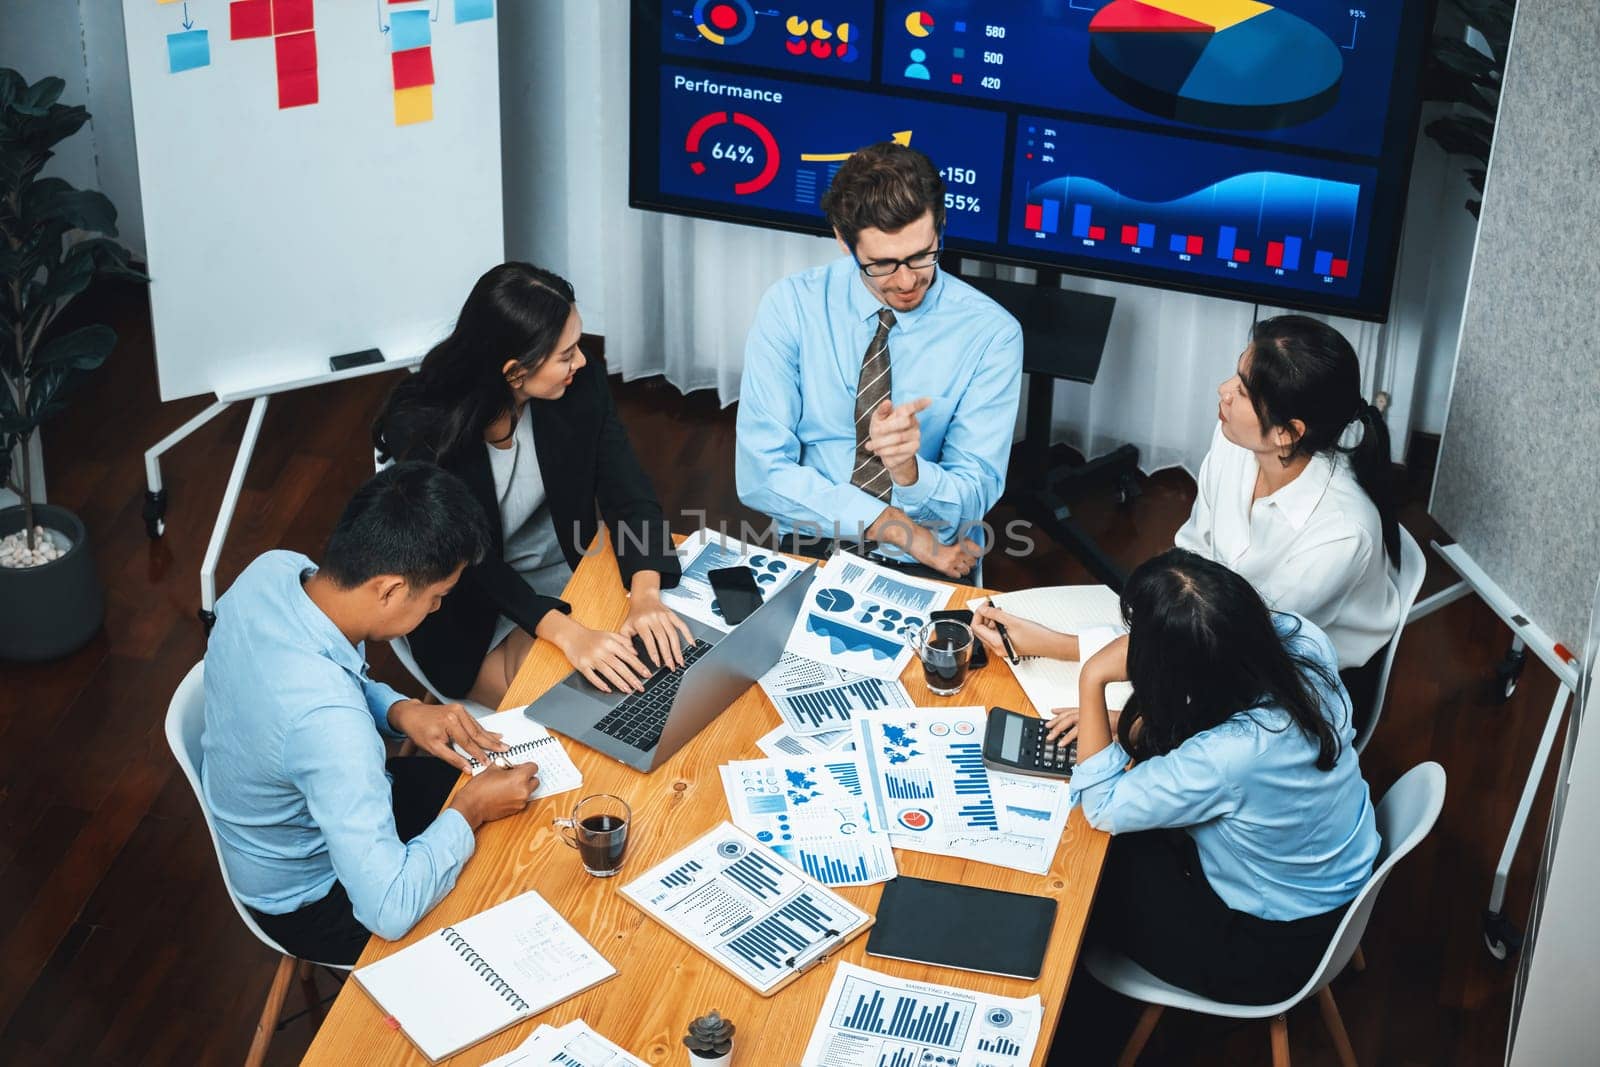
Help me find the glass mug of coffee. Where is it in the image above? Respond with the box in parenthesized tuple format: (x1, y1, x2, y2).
(917, 619, 974, 697)
(554, 794, 632, 878)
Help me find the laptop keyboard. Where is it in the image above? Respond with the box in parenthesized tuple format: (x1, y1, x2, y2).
(593, 639, 715, 751)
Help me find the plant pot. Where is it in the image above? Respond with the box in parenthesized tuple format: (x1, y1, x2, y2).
(0, 504, 104, 661)
(688, 1049, 732, 1067)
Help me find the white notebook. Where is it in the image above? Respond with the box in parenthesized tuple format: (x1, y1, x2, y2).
(983, 585, 1134, 717)
(353, 890, 616, 1062)
(453, 708, 583, 800)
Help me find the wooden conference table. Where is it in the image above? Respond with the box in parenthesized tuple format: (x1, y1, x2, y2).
(304, 539, 1110, 1066)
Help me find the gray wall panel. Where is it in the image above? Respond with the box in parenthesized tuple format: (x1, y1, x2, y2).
(1432, 0, 1600, 647)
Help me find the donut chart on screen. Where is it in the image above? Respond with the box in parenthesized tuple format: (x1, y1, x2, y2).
(1087, 0, 1344, 130)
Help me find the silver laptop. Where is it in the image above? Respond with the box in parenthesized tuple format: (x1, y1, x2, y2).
(524, 563, 817, 772)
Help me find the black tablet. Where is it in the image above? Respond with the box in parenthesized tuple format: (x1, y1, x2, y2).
(866, 876, 1058, 980)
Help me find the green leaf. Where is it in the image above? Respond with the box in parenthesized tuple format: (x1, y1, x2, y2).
(34, 324, 115, 372)
(22, 184, 117, 236)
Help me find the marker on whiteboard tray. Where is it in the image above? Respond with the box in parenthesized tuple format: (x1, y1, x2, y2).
(330, 348, 384, 372)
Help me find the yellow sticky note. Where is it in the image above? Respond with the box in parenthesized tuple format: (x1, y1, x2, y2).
(394, 85, 433, 126)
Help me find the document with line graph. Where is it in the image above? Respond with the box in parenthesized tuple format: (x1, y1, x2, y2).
(619, 823, 872, 996)
(785, 553, 955, 680)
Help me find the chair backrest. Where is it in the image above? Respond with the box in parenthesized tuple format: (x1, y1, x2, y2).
(1356, 526, 1428, 753)
(1290, 761, 1447, 1000)
(164, 661, 350, 968)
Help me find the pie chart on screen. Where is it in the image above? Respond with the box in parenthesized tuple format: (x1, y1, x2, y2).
(1087, 0, 1343, 130)
(904, 10, 935, 37)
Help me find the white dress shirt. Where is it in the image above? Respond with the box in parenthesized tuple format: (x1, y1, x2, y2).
(1172, 424, 1400, 669)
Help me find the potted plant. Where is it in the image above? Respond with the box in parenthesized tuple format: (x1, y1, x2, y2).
(682, 1009, 735, 1066)
(1, 68, 143, 660)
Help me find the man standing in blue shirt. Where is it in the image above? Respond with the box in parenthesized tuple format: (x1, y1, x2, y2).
(736, 143, 1023, 579)
(202, 463, 543, 965)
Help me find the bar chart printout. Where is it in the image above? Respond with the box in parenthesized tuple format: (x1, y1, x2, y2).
(803, 963, 1044, 1067)
(619, 824, 871, 994)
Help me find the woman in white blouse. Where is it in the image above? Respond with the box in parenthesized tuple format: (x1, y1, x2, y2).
(976, 315, 1401, 722)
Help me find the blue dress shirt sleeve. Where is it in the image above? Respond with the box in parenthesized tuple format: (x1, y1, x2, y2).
(890, 320, 1023, 535)
(283, 704, 475, 941)
(361, 667, 409, 741)
(736, 283, 892, 537)
(1069, 734, 1240, 834)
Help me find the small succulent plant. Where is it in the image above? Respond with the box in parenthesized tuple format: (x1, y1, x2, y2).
(683, 1009, 736, 1057)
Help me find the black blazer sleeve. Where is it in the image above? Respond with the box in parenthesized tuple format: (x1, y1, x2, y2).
(588, 370, 682, 590)
(376, 406, 571, 697)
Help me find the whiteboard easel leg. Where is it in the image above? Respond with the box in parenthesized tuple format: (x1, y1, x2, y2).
(142, 399, 233, 538)
(198, 396, 270, 631)
(1483, 683, 1573, 960)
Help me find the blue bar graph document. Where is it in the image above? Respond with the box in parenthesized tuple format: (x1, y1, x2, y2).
(854, 708, 1063, 874)
(720, 756, 897, 886)
(803, 963, 1043, 1067)
(620, 824, 871, 994)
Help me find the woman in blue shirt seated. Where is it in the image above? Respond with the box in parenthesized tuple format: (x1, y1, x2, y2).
(1062, 548, 1379, 1006)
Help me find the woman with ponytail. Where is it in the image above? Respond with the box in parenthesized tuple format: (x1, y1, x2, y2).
(974, 315, 1400, 725)
(374, 263, 688, 707)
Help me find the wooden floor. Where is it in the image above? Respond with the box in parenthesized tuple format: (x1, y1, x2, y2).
(0, 280, 1563, 1065)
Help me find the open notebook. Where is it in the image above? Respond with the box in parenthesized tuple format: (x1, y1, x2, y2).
(353, 891, 616, 1062)
(453, 708, 583, 799)
(982, 585, 1135, 718)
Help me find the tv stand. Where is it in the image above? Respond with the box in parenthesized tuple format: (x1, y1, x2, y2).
(964, 269, 1137, 591)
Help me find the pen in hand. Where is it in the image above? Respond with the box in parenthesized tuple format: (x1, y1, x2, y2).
(994, 620, 1021, 665)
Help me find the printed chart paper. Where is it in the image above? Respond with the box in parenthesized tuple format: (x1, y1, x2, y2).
(786, 554, 954, 680)
(720, 755, 896, 886)
(802, 962, 1042, 1067)
(854, 708, 1063, 875)
(761, 652, 915, 736)
(619, 823, 871, 995)
(756, 722, 855, 759)
(661, 529, 806, 631)
(483, 1019, 645, 1067)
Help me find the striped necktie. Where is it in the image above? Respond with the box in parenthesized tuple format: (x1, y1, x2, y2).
(851, 307, 897, 501)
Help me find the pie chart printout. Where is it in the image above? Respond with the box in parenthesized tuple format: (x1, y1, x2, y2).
(1087, 0, 1344, 130)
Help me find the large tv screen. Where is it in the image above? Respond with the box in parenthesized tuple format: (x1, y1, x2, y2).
(629, 1, 1431, 321)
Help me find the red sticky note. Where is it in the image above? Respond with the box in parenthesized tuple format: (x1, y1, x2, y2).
(230, 0, 273, 40)
(278, 69, 318, 108)
(276, 30, 317, 75)
(272, 0, 314, 35)
(392, 47, 435, 90)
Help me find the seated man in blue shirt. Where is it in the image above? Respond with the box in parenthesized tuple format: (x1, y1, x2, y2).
(736, 142, 1023, 579)
(202, 462, 542, 965)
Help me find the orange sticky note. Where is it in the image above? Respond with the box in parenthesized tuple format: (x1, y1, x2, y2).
(394, 85, 433, 126)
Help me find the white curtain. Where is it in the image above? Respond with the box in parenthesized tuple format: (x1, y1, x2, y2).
(503, 2, 1477, 478)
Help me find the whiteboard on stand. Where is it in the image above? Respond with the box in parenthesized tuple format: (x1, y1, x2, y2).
(121, 0, 503, 402)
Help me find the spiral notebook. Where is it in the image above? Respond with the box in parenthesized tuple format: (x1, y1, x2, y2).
(453, 708, 583, 800)
(352, 890, 616, 1063)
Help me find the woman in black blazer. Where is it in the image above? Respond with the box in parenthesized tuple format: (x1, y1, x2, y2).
(374, 263, 688, 706)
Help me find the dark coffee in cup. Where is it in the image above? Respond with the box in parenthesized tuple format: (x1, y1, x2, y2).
(576, 813, 629, 874)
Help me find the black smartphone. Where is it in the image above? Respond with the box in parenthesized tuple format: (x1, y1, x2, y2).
(930, 608, 988, 668)
(708, 565, 763, 625)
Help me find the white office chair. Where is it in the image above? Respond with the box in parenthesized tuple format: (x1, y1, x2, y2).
(1086, 760, 1447, 1067)
(1354, 526, 1428, 754)
(163, 662, 352, 1067)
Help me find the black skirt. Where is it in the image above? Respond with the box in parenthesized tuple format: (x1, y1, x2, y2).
(1087, 828, 1350, 1006)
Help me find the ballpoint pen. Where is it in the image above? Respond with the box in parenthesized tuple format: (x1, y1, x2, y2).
(994, 620, 1021, 665)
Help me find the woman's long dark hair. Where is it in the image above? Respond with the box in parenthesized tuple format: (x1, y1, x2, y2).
(1242, 314, 1399, 566)
(1116, 549, 1344, 771)
(373, 263, 576, 463)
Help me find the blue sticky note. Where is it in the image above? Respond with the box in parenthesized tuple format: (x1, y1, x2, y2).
(167, 29, 210, 74)
(390, 10, 432, 52)
(456, 0, 494, 24)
